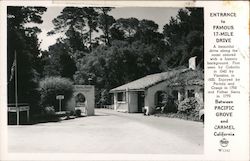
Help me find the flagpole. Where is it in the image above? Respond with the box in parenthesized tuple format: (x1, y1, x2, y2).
(15, 51, 19, 125)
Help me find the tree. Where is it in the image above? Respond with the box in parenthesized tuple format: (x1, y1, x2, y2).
(138, 19, 158, 32)
(97, 7, 115, 46)
(109, 26, 125, 41)
(114, 18, 139, 42)
(49, 7, 87, 35)
(111, 18, 166, 54)
(43, 41, 77, 80)
(82, 7, 99, 51)
(65, 26, 88, 52)
(74, 39, 163, 105)
(162, 8, 204, 70)
(135, 19, 166, 57)
(7, 6, 47, 114)
(74, 40, 162, 89)
(49, 7, 100, 52)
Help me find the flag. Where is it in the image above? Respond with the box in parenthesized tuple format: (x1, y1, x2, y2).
(9, 57, 16, 82)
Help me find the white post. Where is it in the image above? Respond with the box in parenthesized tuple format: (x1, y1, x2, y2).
(27, 110, 29, 122)
(17, 108, 19, 125)
(59, 99, 62, 112)
(85, 100, 88, 116)
(114, 93, 117, 110)
(177, 91, 182, 102)
(126, 88, 129, 113)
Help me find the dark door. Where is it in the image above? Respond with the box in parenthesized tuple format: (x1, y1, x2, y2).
(137, 91, 145, 113)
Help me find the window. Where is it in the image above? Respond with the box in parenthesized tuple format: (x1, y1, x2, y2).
(117, 92, 126, 102)
(155, 91, 164, 106)
(188, 89, 195, 98)
(172, 90, 178, 100)
(179, 89, 185, 101)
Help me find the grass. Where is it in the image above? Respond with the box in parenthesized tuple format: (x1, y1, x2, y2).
(8, 111, 83, 125)
(154, 112, 201, 122)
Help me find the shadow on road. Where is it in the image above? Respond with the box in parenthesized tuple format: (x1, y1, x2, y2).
(93, 114, 110, 117)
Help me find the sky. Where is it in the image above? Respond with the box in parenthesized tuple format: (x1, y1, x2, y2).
(36, 7, 180, 51)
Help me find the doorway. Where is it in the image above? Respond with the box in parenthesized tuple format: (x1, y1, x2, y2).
(137, 91, 145, 113)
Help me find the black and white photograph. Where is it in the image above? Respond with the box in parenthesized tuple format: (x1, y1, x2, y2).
(7, 5, 205, 154)
(1, 1, 250, 161)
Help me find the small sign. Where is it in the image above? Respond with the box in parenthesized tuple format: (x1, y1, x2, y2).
(8, 106, 30, 112)
(8, 107, 17, 112)
(20, 106, 30, 111)
(76, 102, 85, 107)
(56, 95, 64, 100)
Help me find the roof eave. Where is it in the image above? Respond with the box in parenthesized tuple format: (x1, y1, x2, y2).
(110, 88, 145, 93)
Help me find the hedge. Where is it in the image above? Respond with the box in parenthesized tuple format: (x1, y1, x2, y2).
(39, 76, 73, 111)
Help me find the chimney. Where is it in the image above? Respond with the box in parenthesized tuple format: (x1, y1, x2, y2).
(189, 56, 197, 70)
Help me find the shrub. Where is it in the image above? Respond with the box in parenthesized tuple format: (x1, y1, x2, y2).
(69, 110, 75, 116)
(43, 106, 55, 115)
(155, 92, 178, 114)
(154, 97, 203, 121)
(162, 97, 178, 113)
(39, 76, 74, 111)
(75, 109, 82, 117)
(178, 97, 201, 115)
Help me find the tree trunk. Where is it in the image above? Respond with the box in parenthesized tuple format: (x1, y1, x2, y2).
(89, 30, 92, 51)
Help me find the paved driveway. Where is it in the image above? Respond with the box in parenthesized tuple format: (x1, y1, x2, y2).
(8, 109, 203, 154)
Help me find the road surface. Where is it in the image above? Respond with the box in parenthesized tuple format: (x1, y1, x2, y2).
(8, 109, 203, 154)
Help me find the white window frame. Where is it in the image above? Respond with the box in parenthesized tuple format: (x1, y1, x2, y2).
(117, 92, 126, 103)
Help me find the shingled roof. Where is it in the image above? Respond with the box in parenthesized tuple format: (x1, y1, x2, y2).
(110, 68, 191, 92)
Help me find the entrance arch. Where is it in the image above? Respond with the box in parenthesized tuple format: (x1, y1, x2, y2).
(65, 85, 95, 116)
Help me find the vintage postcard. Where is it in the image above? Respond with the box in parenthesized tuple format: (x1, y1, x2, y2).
(0, 0, 249, 161)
